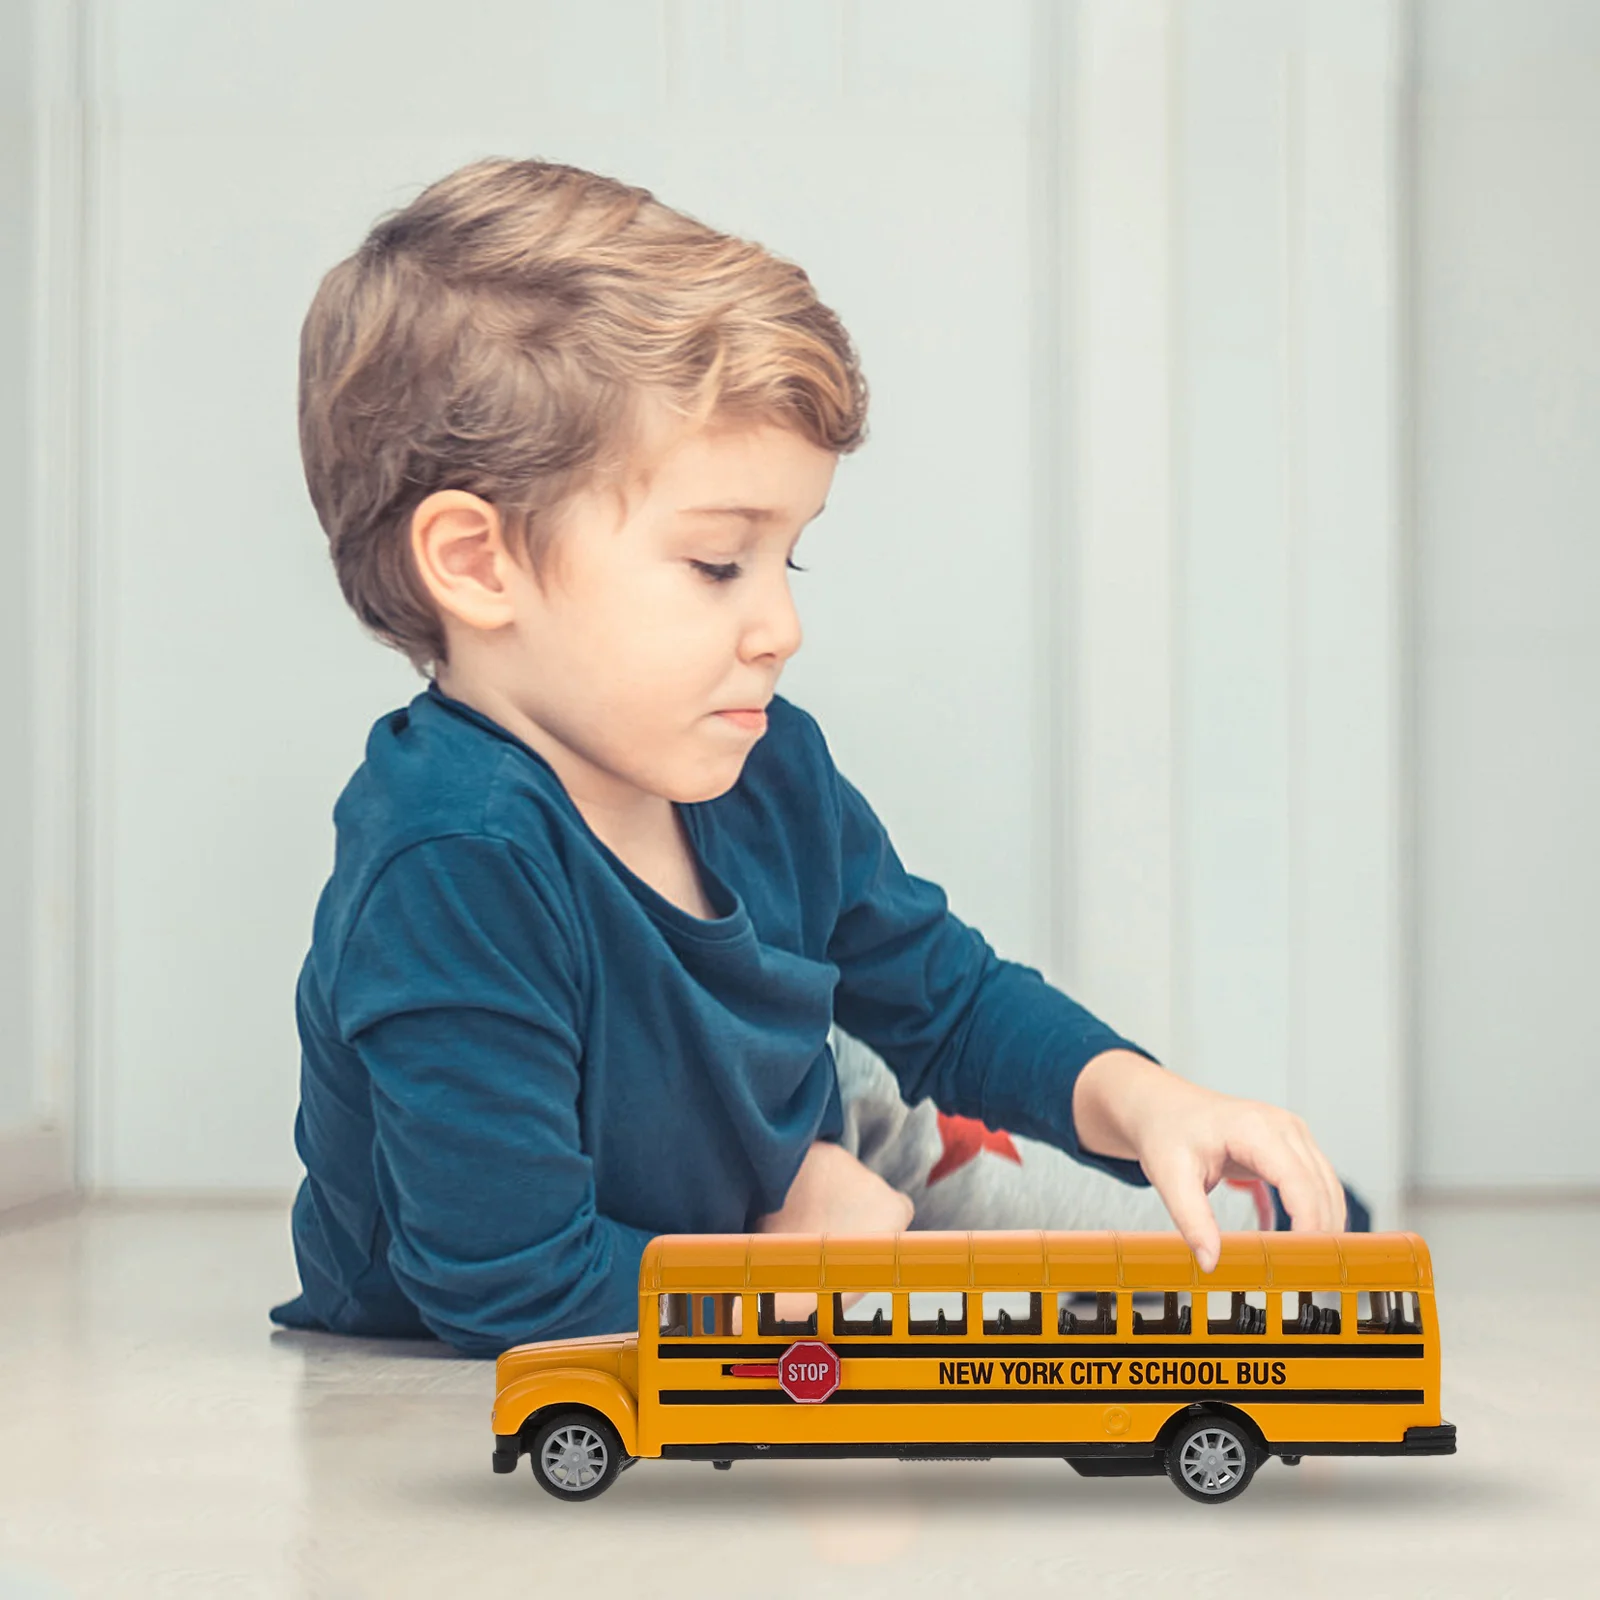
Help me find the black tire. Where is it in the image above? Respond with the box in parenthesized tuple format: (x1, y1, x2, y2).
(528, 1409, 624, 1502)
(1163, 1413, 1258, 1504)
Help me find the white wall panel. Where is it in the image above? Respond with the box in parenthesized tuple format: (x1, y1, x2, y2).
(1296, 0, 1407, 1215)
(1413, 0, 1600, 1187)
(1070, 0, 1177, 1058)
(1, 0, 35, 1135)
(1179, 1, 1299, 1113)
(4, 0, 82, 1209)
(1074, 0, 1407, 1221)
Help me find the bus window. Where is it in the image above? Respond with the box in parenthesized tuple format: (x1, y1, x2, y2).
(658, 1293, 692, 1337)
(696, 1293, 740, 1336)
(833, 1291, 894, 1336)
(1056, 1292, 1118, 1335)
(908, 1292, 968, 1335)
(757, 1292, 818, 1336)
(1207, 1290, 1267, 1335)
(1133, 1291, 1192, 1335)
(1358, 1290, 1420, 1335)
(1281, 1291, 1342, 1335)
(982, 1292, 1041, 1335)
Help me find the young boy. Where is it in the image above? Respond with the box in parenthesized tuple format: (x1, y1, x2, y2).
(270, 156, 1353, 1360)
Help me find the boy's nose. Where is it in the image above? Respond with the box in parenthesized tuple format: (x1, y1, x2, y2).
(744, 579, 803, 663)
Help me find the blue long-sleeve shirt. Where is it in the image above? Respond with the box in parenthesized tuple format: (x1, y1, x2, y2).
(268, 682, 1155, 1357)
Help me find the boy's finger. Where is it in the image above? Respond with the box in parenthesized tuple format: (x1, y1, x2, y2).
(1291, 1127, 1346, 1231)
(1221, 1119, 1347, 1231)
(1289, 1128, 1346, 1230)
(1274, 1130, 1331, 1231)
(1143, 1152, 1222, 1273)
(1229, 1130, 1330, 1234)
(1318, 1143, 1348, 1229)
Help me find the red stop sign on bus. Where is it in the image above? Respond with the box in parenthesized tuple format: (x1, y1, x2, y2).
(778, 1340, 840, 1404)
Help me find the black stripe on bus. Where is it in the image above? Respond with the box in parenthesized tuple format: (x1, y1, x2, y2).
(657, 1340, 1425, 1361)
(656, 1431, 1449, 1463)
(659, 1440, 1159, 1463)
(658, 1387, 1425, 1407)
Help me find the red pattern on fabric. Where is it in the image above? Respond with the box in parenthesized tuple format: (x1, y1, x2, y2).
(926, 1111, 1023, 1186)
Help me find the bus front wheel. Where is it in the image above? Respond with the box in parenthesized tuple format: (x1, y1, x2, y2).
(1164, 1413, 1258, 1504)
(528, 1409, 624, 1502)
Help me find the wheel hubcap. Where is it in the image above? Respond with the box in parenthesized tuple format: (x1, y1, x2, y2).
(542, 1425, 608, 1491)
(1179, 1428, 1246, 1494)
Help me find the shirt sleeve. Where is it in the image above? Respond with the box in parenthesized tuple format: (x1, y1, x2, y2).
(822, 755, 1156, 1188)
(332, 834, 655, 1356)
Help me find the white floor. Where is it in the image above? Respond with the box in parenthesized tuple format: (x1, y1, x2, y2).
(0, 1196, 1594, 1600)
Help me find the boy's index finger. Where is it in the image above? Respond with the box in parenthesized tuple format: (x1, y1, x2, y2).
(1141, 1152, 1221, 1274)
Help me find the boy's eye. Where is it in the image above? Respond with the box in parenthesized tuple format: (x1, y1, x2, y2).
(690, 557, 808, 583)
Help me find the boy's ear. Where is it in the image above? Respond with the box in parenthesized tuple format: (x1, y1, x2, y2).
(410, 490, 520, 632)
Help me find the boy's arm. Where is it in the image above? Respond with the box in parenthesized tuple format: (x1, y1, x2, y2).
(822, 760, 1153, 1186)
(820, 743, 1348, 1262)
(333, 835, 653, 1356)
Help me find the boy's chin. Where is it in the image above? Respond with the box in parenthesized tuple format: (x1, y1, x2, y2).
(667, 753, 752, 805)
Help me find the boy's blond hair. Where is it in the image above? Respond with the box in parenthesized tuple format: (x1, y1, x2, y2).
(298, 156, 871, 676)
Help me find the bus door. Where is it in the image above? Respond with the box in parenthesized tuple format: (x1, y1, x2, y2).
(709, 1289, 905, 1449)
(643, 1288, 743, 1452)
(647, 1289, 840, 1453)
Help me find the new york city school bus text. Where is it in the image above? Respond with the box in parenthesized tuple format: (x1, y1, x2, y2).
(490, 1229, 1456, 1505)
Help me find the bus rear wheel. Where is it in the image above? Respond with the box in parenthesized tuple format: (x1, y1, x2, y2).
(529, 1409, 623, 1502)
(1164, 1413, 1257, 1504)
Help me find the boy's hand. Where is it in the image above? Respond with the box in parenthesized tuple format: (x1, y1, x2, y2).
(751, 1142, 910, 1328)
(755, 1139, 915, 1237)
(1072, 1049, 1347, 1273)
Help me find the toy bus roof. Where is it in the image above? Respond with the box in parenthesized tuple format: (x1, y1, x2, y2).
(638, 1230, 1434, 1294)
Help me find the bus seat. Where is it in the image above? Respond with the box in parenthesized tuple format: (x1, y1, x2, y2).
(1177, 1304, 1191, 1335)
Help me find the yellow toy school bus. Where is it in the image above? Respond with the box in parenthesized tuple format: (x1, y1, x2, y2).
(490, 1229, 1456, 1504)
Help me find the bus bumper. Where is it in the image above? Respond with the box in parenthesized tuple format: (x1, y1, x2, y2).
(492, 1433, 522, 1474)
(1402, 1422, 1457, 1455)
(1270, 1422, 1457, 1459)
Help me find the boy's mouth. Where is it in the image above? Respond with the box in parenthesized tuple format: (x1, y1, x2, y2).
(714, 708, 768, 731)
